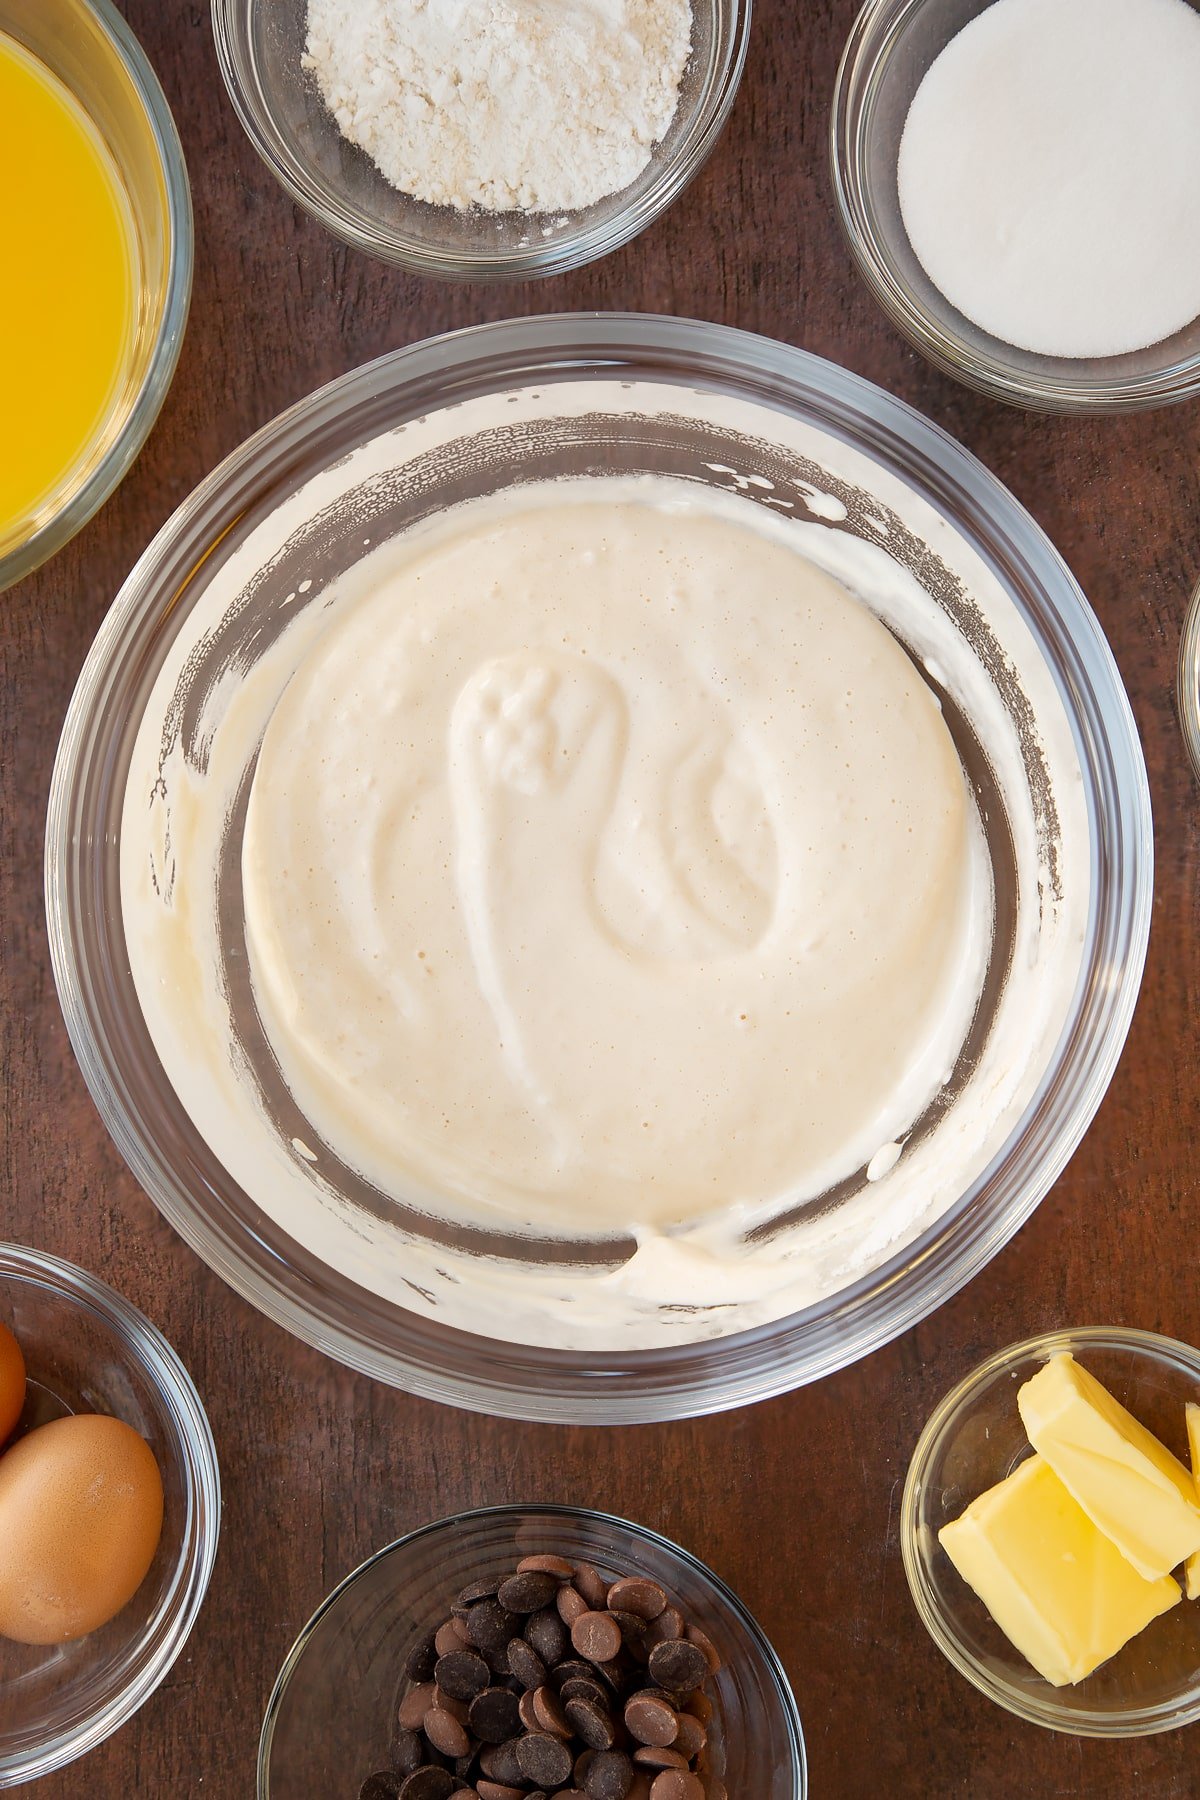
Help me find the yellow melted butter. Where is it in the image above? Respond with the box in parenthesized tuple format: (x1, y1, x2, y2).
(0, 31, 136, 549)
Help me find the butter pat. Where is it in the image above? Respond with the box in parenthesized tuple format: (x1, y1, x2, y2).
(939, 1454, 1180, 1686)
(1186, 1403, 1200, 1602)
(1017, 1354, 1200, 1581)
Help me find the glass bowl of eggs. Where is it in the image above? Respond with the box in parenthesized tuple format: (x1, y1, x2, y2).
(0, 1243, 220, 1786)
(258, 1505, 806, 1797)
(210, 0, 751, 278)
(832, 0, 1200, 411)
(0, 0, 191, 592)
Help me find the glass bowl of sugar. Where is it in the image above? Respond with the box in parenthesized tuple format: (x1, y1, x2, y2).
(832, 0, 1200, 412)
(210, 0, 751, 279)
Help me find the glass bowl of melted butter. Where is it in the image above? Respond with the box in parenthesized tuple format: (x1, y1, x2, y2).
(0, 0, 191, 592)
(46, 314, 1151, 1423)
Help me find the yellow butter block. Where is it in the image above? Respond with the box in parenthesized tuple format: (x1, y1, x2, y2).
(939, 1454, 1180, 1687)
(1186, 1402, 1200, 1602)
(1017, 1353, 1200, 1581)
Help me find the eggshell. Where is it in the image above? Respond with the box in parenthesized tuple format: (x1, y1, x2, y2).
(0, 1319, 24, 1445)
(0, 1413, 164, 1644)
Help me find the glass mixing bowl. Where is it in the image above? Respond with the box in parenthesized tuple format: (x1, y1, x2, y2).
(46, 314, 1151, 1422)
(211, 0, 750, 279)
(832, 0, 1200, 412)
(0, 0, 192, 590)
(258, 1505, 806, 1798)
(0, 1244, 220, 1786)
(902, 1328, 1200, 1735)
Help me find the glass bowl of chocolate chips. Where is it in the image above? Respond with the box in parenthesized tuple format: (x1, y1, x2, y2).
(258, 1505, 805, 1799)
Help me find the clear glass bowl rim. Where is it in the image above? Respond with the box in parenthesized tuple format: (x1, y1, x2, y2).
(0, 1241, 221, 1785)
(0, 0, 193, 592)
(44, 311, 1153, 1423)
(256, 1501, 808, 1797)
(901, 1325, 1200, 1737)
(209, 0, 752, 280)
(1176, 579, 1200, 784)
(830, 0, 1200, 414)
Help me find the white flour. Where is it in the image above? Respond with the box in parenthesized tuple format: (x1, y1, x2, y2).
(302, 0, 693, 213)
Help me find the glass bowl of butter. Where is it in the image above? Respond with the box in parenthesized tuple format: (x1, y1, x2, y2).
(46, 314, 1151, 1422)
(903, 1327, 1200, 1735)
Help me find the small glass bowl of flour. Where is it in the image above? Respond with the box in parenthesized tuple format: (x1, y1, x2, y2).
(832, 0, 1200, 411)
(212, 0, 750, 279)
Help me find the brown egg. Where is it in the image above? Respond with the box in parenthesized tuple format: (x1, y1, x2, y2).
(0, 1319, 24, 1445)
(0, 1413, 164, 1644)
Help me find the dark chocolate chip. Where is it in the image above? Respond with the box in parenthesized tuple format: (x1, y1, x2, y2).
(553, 1658, 601, 1690)
(646, 1641, 708, 1695)
(399, 1770, 457, 1800)
(516, 1731, 574, 1787)
(684, 1626, 721, 1674)
(403, 1631, 439, 1683)
(360, 1775, 402, 1800)
(633, 1746, 688, 1770)
(560, 1674, 610, 1709)
(497, 1568, 560, 1613)
(476, 1784, 523, 1800)
(605, 1579, 667, 1622)
(433, 1688, 470, 1725)
(455, 1578, 499, 1608)
(531, 1682, 571, 1737)
(468, 1686, 521, 1744)
(625, 1690, 678, 1748)
(571, 1611, 623, 1665)
(672, 1713, 706, 1758)
(466, 1601, 519, 1657)
(505, 1635, 546, 1690)
(585, 1749, 635, 1800)
(645, 1608, 684, 1649)
(398, 1683, 436, 1730)
(517, 1553, 575, 1578)
(424, 1708, 471, 1758)
(646, 1773, 703, 1800)
(390, 1726, 426, 1777)
(564, 1695, 616, 1751)
(557, 1584, 589, 1627)
(608, 1609, 651, 1661)
(435, 1651, 490, 1702)
(574, 1562, 609, 1609)
(525, 1607, 569, 1666)
(478, 1738, 524, 1782)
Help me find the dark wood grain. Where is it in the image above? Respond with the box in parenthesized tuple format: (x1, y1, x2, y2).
(5, 1, 1200, 1793)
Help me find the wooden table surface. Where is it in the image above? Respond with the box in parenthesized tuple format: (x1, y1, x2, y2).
(6, 1, 1200, 1793)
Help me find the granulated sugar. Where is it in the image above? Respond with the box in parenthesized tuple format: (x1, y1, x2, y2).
(303, 0, 692, 215)
(897, 0, 1200, 359)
